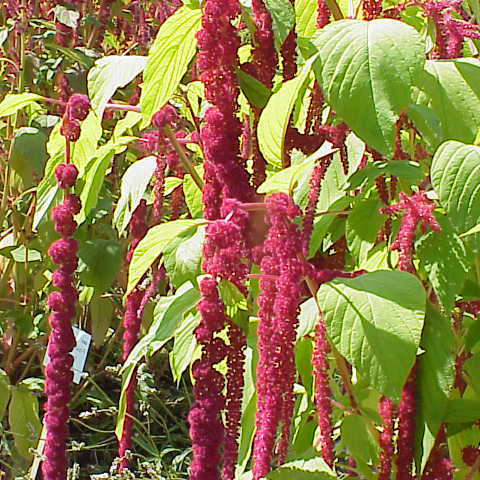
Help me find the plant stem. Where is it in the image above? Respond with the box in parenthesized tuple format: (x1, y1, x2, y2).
(163, 124, 204, 191)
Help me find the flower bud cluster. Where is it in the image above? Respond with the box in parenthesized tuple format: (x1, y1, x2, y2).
(43, 165, 81, 480)
(60, 94, 91, 142)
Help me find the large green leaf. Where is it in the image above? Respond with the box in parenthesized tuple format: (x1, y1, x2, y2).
(113, 156, 157, 234)
(8, 385, 42, 460)
(77, 137, 135, 223)
(346, 197, 387, 265)
(317, 270, 425, 400)
(78, 239, 123, 293)
(416, 216, 469, 312)
(126, 219, 205, 296)
(88, 55, 147, 118)
(312, 19, 425, 157)
(431, 140, 480, 234)
(258, 56, 317, 168)
(0, 93, 45, 118)
(170, 313, 200, 383)
(267, 457, 336, 479)
(341, 414, 378, 464)
(140, 6, 202, 127)
(416, 59, 480, 145)
(264, 0, 295, 50)
(10, 127, 48, 187)
(164, 225, 205, 288)
(415, 304, 455, 473)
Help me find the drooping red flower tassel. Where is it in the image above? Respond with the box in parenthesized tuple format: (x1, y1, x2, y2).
(253, 193, 305, 478)
(312, 320, 334, 467)
(378, 396, 396, 480)
(380, 191, 440, 273)
(189, 277, 229, 480)
(395, 365, 418, 480)
(196, 0, 253, 220)
(43, 164, 81, 480)
(118, 199, 148, 469)
(422, 426, 454, 479)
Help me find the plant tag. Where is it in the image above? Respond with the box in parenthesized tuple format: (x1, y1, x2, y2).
(43, 326, 91, 384)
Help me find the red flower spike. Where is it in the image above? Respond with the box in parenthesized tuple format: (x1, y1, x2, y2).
(317, 0, 331, 27)
(378, 397, 396, 480)
(381, 191, 440, 272)
(253, 193, 305, 478)
(395, 365, 418, 480)
(189, 277, 229, 480)
(43, 158, 81, 480)
(313, 321, 334, 467)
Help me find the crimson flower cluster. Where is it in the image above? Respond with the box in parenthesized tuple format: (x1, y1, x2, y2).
(253, 193, 306, 478)
(43, 164, 81, 480)
(423, 0, 480, 58)
(381, 191, 441, 273)
(189, 277, 229, 480)
(378, 397, 396, 480)
(196, 0, 253, 220)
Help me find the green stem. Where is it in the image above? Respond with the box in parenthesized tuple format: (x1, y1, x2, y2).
(325, 0, 344, 20)
(163, 124, 204, 191)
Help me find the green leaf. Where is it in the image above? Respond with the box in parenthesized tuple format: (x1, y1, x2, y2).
(258, 144, 336, 195)
(78, 239, 123, 292)
(264, 0, 295, 50)
(416, 216, 469, 312)
(113, 156, 157, 235)
(345, 161, 424, 191)
(127, 219, 205, 296)
(88, 55, 148, 118)
(297, 297, 318, 340)
(0, 93, 45, 118)
(140, 6, 202, 127)
(10, 127, 48, 187)
(53, 5, 79, 28)
(237, 69, 272, 109)
(123, 282, 201, 372)
(346, 198, 387, 265)
(460, 223, 480, 238)
(258, 56, 317, 168)
(164, 226, 205, 288)
(415, 59, 480, 145)
(170, 313, 200, 383)
(183, 166, 203, 218)
(77, 137, 135, 223)
(431, 140, 480, 234)
(415, 304, 455, 473)
(444, 399, 480, 423)
(89, 294, 114, 348)
(317, 270, 426, 400)
(8, 385, 42, 460)
(0, 369, 10, 420)
(9, 246, 42, 262)
(312, 19, 425, 157)
(295, 0, 318, 39)
(341, 414, 378, 464)
(267, 457, 336, 479)
(72, 111, 103, 174)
